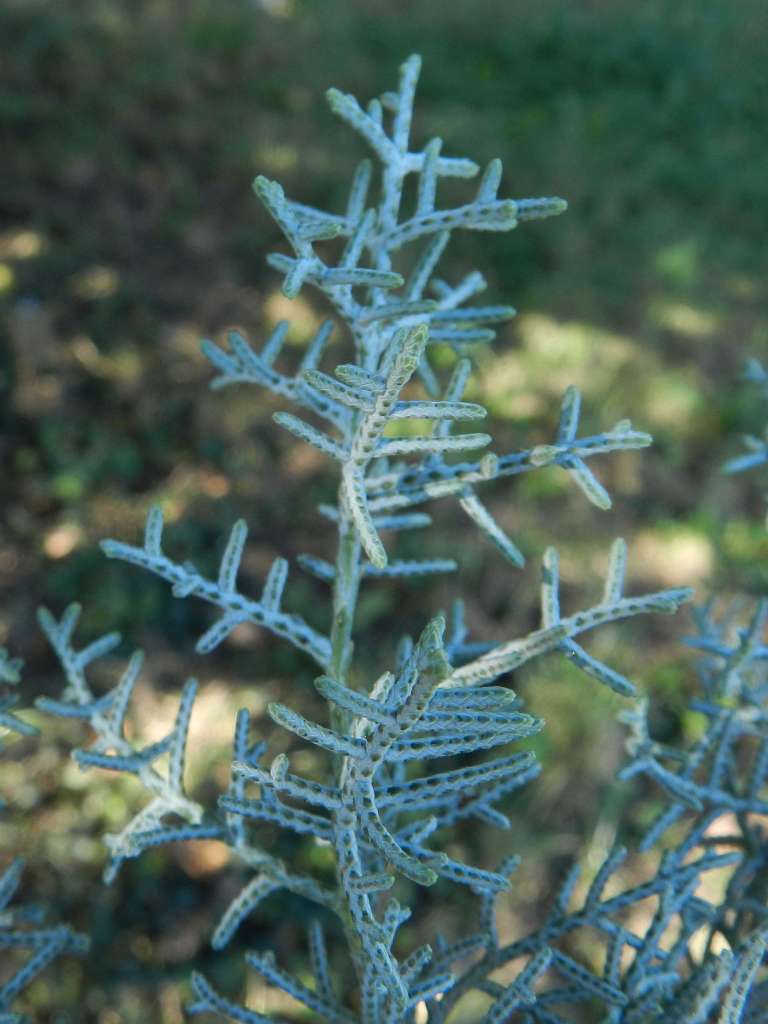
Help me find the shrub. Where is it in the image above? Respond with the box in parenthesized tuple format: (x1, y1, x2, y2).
(0, 650, 88, 1023)
(11, 54, 767, 1022)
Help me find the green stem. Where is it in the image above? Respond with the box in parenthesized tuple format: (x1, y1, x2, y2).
(329, 483, 367, 975)
(329, 494, 362, 698)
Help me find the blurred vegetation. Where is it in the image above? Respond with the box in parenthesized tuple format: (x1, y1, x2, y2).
(1, 0, 767, 1020)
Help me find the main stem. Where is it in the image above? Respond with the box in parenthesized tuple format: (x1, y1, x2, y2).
(329, 485, 368, 975)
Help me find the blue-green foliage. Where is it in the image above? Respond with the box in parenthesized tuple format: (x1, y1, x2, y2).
(0, 649, 33, 770)
(723, 359, 768, 487)
(37, 56, 767, 1021)
(0, 650, 88, 1023)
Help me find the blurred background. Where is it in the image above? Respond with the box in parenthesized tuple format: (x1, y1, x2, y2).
(1, 0, 767, 1020)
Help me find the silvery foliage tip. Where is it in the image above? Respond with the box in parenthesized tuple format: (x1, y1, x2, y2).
(0, 648, 32, 750)
(35, 55, 720, 1022)
(1, 653, 88, 1022)
(723, 359, 768, 528)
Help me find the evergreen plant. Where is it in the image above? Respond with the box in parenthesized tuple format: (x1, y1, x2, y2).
(4, 55, 767, 1023)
